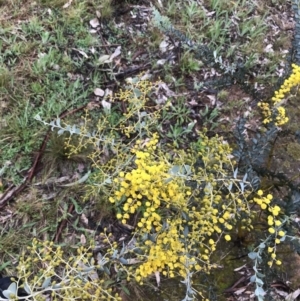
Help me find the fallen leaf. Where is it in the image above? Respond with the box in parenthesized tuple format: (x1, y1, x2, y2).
(87, 102, 100, 110)
(140, 73, 152, 80)
(52, 64, 60, 70)
(189, 99, 198, 106)
(155, 94, 168, 104)
(90, 18, 99, 28)
(80, 213, 89, 226)
(157, 59, 166, 65)
(206, 94, 217, 106)
(110, 46, 121, 61)
(264, 44, 274, 53)
(63, 0, 73, 8)
(101, 99, 111, 111)
(59, 171, 91, 187)
(126, 258, 142, 264)
(286, 289, 300, 301)
(72, 48, 88, 58)
(234, 264, 247, 272)
(94, 88, 105, 97)
(154, 271, 160, 287)
(159, 40, 168, 53)
(80, 234, 86, 245)
(206, 11, 216, 17)
(98, 54, 110, 64)
(234, 286, 247, 295)
(159, 82, 176, 97)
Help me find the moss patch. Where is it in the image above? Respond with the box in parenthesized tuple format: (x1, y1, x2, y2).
(286, 142, 300, 161)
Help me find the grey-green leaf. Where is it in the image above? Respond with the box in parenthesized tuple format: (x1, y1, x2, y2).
(42, 277, 51, 289)
(248, 252, 257, 260)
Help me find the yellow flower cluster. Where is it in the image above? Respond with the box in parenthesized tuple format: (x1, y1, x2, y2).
(253, 190, 273, 210)
(110, 135, 209, 280)
(194, 133, 257, 239)
(110, 133, 244, 283)
(105, 128, 269, 294)
(134, 215, 220, 282)
(116, 79, 159, 122)
(258, 63, 300, 126)
(258, 100, 288, 126)
(197, 133, 232, 170)
(272, 64, 300, 102)
(17, 239, 121, 301)
(110, 133, 190, 230)
(252, 190, 284, 266)
(136, 219, 188, 280)
(187, 201, 234, 244)
(257, 101, 272, 124)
